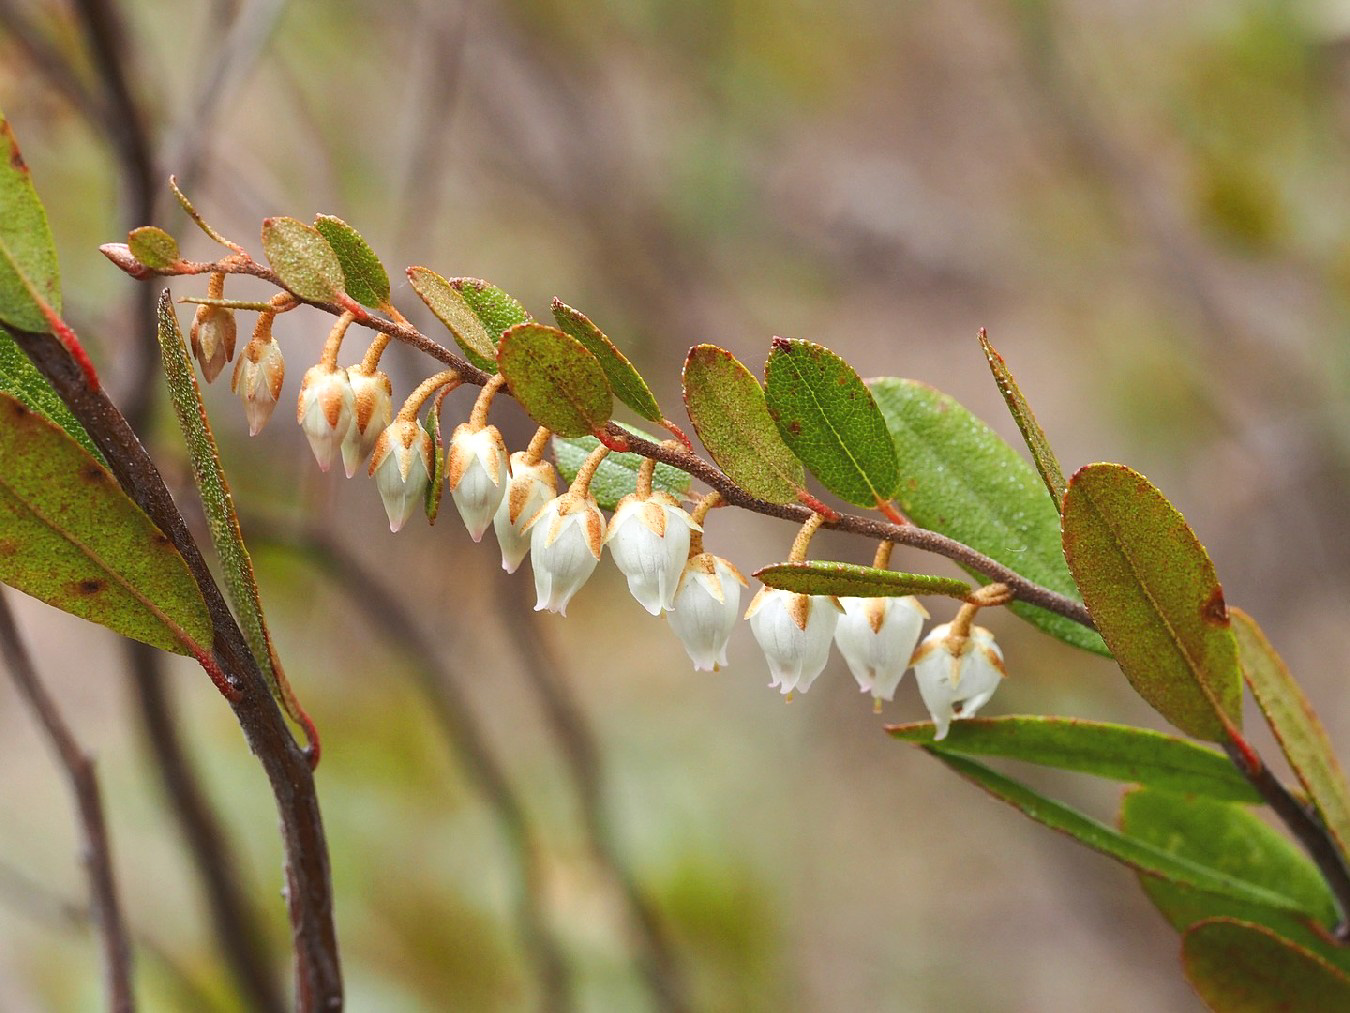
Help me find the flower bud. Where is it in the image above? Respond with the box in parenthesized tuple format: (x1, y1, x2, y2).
(231, 334, 286, 436)
(446, 424, 510, 542)
(834, 596, 928, 704)
(190, 304, 237, 383)
(341, 369, 393, 478)
(668, 553, 746, 670)
(296, 364, 355, 472)
(526, 492, 606, 616)
(744, 588, 842, 695)
(368, 418, 434, 532)
(910, 622, 1006, 740)
(605, 492, 699, 615)
(493, 453, 558, 573)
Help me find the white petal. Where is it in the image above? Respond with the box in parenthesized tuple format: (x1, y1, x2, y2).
(668, 557, 742, 670)
(833, 596, 925, 701)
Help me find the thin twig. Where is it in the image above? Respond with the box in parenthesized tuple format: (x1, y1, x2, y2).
(0, 590, 135, 1012)
(247, 519, 574, 1012)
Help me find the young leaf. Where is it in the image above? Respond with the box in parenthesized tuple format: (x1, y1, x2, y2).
(497, 323, 613, 437)
(930, 752, 1308, 912)
(0, 108, 61, 331)
(551, 298, 662, 422)
(978, 331, 1066, 509)
(552, 427, 691, 509)
(314, 214, 389, 309)
(0, 325, 99, 459)
(260, 217, 345, 303)
(450, 277, 531, 338)
(127, 226, 180, 270)
(682, 344, 804, 505)
(1232, 607, 1350, 865)
(155, 292, 310, 737)
(1062, 463, 1241, 742)
(891, 717, 1260, 802)
(1120, 787, 1344, 964)
(0, 393, 212, 654)
(764, 338, 899, 508)
(407, 267, 498, 373)
(755, 561, 970, 600)
(870, 377, 1106, 655)
(1182, 919, 1350, 1010)
(423, 387, 452, 523)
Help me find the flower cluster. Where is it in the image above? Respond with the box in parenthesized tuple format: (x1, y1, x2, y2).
(188, 281, 1008, 737)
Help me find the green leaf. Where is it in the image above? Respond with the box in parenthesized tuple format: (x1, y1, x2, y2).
(154, 292, 307, 732)
(1232, 607, 1350, 865)
(929, 752, 1308, 912)
(682, 344, 804, 505)
(763, 338, 899, 508)
(260, 217, 345, 303)
(891, 717, 1260, 802)
(1120, 788, 1345, 968)
(552, 426, 691, 510)
(1183, 919, 1350, 1011)
(450, 278, 531, 338)
(498, 323, 613, 438)
(978, 331, 1066, 509)
(127, 226, 180, 270)
(424, 387, 451, 524)
(0, 108, 61, 331)
(551, 298, 661, 422)
(755, 561, 969, 600)
(314, 214, 389, 308)
(1062, 463, 1241, 742)
(0, 392, 212, 654)
(870, 378, 1106, 655)
(406, 267, 498, 373)
(0, 325, 99, 459)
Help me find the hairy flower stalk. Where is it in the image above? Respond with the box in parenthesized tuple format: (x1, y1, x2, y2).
(606, 454, 699, 615)
(231, 309, 286, 436)
(910, 585, 1011, 739)
(341, 334, 393, 478)
(447, 375, 511, 542)
(526, 444, 608, 615)
(834, 542, 928, 711)
(369, 370, 460, 532)
(189, 272, 237, 382)
(668, 492, 746, 670)
(494, 427, 558, 573)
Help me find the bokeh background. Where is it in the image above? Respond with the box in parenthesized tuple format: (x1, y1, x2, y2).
(2, 0, 1350, 1009)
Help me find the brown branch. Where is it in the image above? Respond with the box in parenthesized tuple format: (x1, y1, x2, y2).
(126, 643, 286, 1013)
(8, 325, 341, 1009)
(0, 590, 135, 1012)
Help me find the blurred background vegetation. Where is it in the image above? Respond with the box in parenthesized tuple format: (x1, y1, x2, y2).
(2, 0, 1350, 1009)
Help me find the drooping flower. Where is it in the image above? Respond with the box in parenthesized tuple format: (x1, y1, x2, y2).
(447, 423, 511, 542)
(368, 418, 434, 532)
(296, 364, 355, 472)
(834, 596, 928, 705)
(494, 452, 558, 573)
(745, 588, 842, 695)
(910, 621, 1006, 740)
(526, 492, 606, 616)
(341, 368, 392, 478)
(605, 492, 699, 615)
(190, 303, 237, 383)
(668, 552, 746, 670)
(231, 334, 285, 436)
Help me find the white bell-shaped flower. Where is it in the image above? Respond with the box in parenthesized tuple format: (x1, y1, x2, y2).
(494, 453, 558, 573)
(341, 369, 392, 478)
(834, 596, 929, 705)
(526, 492, 606, 616)
(231, 335, 285, 436)
(668, 553, 746, 671)
(744, 588, 842, 695)
(910, 621, 1006, 740)
(604, 492, 699, 615)
(446, 423, 510, 543)
(296, 364, 355, 472)
(368, 418, 433, 533)
(190, 303, 237, 383)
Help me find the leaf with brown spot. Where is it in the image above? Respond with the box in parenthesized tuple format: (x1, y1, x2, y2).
(0, 391, 212, 654)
